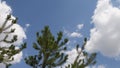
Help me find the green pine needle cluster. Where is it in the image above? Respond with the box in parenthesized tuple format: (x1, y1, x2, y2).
(25, 26, 68, 68)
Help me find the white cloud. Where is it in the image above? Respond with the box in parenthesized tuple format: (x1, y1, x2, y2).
(10, 52, 23, 64)
(70, 32, 82, 38)
(60, 48, 106, 68)
(0, 0, 26, 67)
(77, 24, 84, 30)
(64, 24, 83, 38)
(65, 48, 84, 64)
(58, 48, 85, 68)
(85, 0, 120, 58)
(9, 24, 26, 45)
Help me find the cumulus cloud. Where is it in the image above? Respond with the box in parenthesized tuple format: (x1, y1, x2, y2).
(0, 0, 26, 67)
(10, 52, 23, 64)
(85, 0, 120, 58)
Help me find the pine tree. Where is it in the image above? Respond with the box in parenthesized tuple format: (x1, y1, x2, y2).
(65, 38, 97, 68)
(25, 26, 68, 68)
(0, 14, 26, 68)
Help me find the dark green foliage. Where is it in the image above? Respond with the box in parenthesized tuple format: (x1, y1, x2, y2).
(0, 14, 26, 68)
(25, 26, 68, 68)
(65, 38, 97, 68)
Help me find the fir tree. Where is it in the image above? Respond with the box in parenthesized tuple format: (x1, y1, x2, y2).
(65, 38, 97, 68)
(0, 14, 26, 68)
(25, 26, 68, 68)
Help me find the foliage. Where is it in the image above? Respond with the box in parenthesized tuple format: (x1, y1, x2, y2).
(25, 26, 68, 68)
(0, 14, 26, 68)
(65, 38, 97, 68)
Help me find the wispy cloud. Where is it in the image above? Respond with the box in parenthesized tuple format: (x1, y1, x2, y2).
(64, 24, 83, 38)
(70, 32, 82, 38)
(85, 0, 120, 58)
(24, 23, 30, 32)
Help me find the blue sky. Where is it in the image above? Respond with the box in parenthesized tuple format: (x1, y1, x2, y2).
(2, 0, 120, 68)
